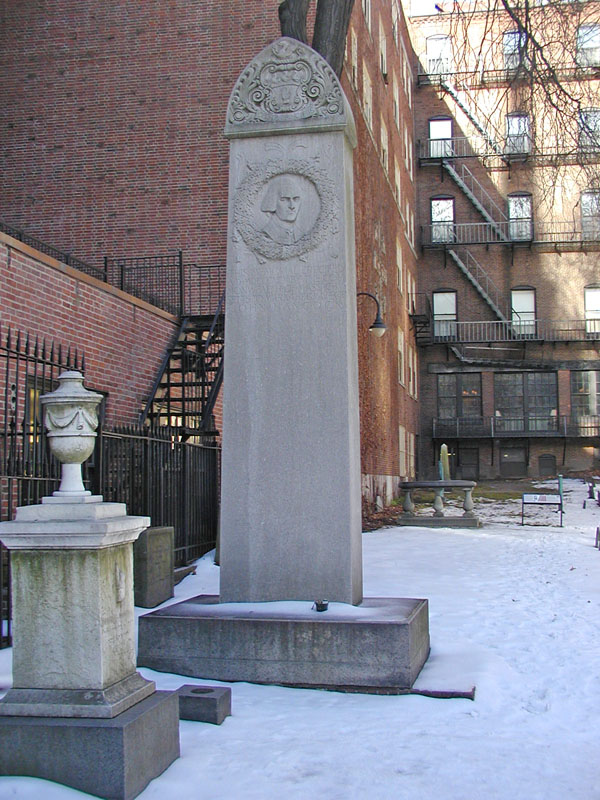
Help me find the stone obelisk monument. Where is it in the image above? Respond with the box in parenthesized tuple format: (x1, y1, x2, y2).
(219, 37, 362, 604)
(138, 40, 429, 690)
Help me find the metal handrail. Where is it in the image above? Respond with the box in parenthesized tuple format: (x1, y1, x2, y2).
(422, 222, 600, 247)
(431, 318, 600, 344)
(432, 415, 600, 438)
(0, 219, 105, 280)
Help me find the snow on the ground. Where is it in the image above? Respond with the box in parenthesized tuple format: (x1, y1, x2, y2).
(1, 479, 600, 799)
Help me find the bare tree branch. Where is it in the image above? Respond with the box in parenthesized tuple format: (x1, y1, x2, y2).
(312, 0, 356, 77)
(278, 0, 355, 77)
(279, 0, 311, 43)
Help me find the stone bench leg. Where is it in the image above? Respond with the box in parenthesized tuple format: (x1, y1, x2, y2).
(462, 488, 475, 518)
(433, 488, 445, 517)
(402, 490, 415, 515)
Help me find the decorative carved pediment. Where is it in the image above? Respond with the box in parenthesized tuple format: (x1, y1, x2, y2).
(225, 38, 350, 137)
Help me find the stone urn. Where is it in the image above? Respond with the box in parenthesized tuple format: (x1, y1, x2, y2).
(40, 370, 103, 497)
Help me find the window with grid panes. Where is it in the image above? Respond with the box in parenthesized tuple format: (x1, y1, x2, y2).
(437, 374, 481, 419)
(494, 372, 557, 432)
(570, 371, 600, 416)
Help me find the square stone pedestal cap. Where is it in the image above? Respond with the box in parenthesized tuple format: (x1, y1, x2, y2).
(0, 501, 150, 550)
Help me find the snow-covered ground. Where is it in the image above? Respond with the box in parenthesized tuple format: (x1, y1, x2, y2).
(1, 478, 599, 799)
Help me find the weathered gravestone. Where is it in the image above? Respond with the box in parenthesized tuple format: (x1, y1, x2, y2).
(138, 39, 429, 690)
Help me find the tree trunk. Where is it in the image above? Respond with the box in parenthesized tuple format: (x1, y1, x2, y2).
(279, 0, 311, 44)
(312, 0, 355, 77)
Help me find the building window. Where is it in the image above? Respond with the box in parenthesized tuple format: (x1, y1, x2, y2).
(362, 65, 373, 128)
(431, 197, 455, 243)
(404, 50, 413, 108)
(380, 119, 388, 171)
(426, 35, 451, 75)
(432, 290, 457, 339)
(405, 123, 413, 179)
(584, 286, 600, 334)
(571, 371, 600, 417)
(581, 191, 600, 240)
(494, 372, 558, 433)
(398, 424, 407, 477)
(577, 24, 600, 67)
(350, 29, 358, 87)
(393, 73, 400, 127)
(511, 287, 536, 335)
(437, 374, 482, 419)
(579, 108, 600, 152)
(411, 347, 418, 399)
(429, 118, 453, 158)
(407, 345, 418, 398)
(407, 272, 416, 314)
(392, 0, 400, 46)
(362, 0, 371, 32)
(396, 239, 403, 294)
(379, 17, 387, 79)
(395, 158, 402, 205)
(407, 431, 415, 476)
(503, 30, 528, 71)
(505, 113, 531, 154)
(508, 193, 533, 241)
(398, 328, 405, 385)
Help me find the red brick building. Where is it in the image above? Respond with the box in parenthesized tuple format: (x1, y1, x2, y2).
(0, 0, 420, 502)
(408, 0, 600, 479)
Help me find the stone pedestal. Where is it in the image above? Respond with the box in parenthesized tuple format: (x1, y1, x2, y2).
(0, 498, 180, 798)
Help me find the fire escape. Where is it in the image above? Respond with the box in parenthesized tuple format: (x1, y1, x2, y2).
(103, 253, 226, 439)
(414, 58, 600, 465)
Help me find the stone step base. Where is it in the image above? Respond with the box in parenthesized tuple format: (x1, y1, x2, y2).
(138, 595, 430, 691)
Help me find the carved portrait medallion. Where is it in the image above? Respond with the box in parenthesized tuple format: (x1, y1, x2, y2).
(233, 159, 339, 261)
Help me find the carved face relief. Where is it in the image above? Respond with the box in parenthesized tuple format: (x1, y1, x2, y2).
(234, 160, 339, 261)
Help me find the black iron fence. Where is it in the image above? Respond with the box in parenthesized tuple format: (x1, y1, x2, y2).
(0, 326, 220, 648)
(0, 325, 85, 649)
(104, 252, 225, 317)
(93, 425, 219, 566)
(1, 221, 226, 318)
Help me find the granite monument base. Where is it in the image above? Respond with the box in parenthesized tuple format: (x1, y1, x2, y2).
(138, 596, 429, 691)
(395, 516, 482, 528)
(0, 691, 180, 800)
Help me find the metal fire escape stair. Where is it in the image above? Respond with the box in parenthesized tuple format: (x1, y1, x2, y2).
(440, 80, 506, 161)
(442, 160, 509, 241)
(446, 249, 509, 322)
(140, 292, 225, 437)
(448, 344, 548, 370)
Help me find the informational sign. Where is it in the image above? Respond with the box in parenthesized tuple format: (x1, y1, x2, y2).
(522, 494, 561, 504)
(521, 482, 563, 526)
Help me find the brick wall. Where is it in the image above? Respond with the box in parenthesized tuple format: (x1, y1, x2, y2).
(0, 0, 421, 498)
(0, 233, 177, 425)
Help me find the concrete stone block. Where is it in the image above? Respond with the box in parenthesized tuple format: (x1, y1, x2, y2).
(176, 684, 231, 725)
(133, 526, 174, 608)
(138, 595, 430, 690)
(0, 691, 180, 800)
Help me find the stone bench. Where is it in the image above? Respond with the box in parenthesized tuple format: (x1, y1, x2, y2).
(397, 481, 480, 528)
